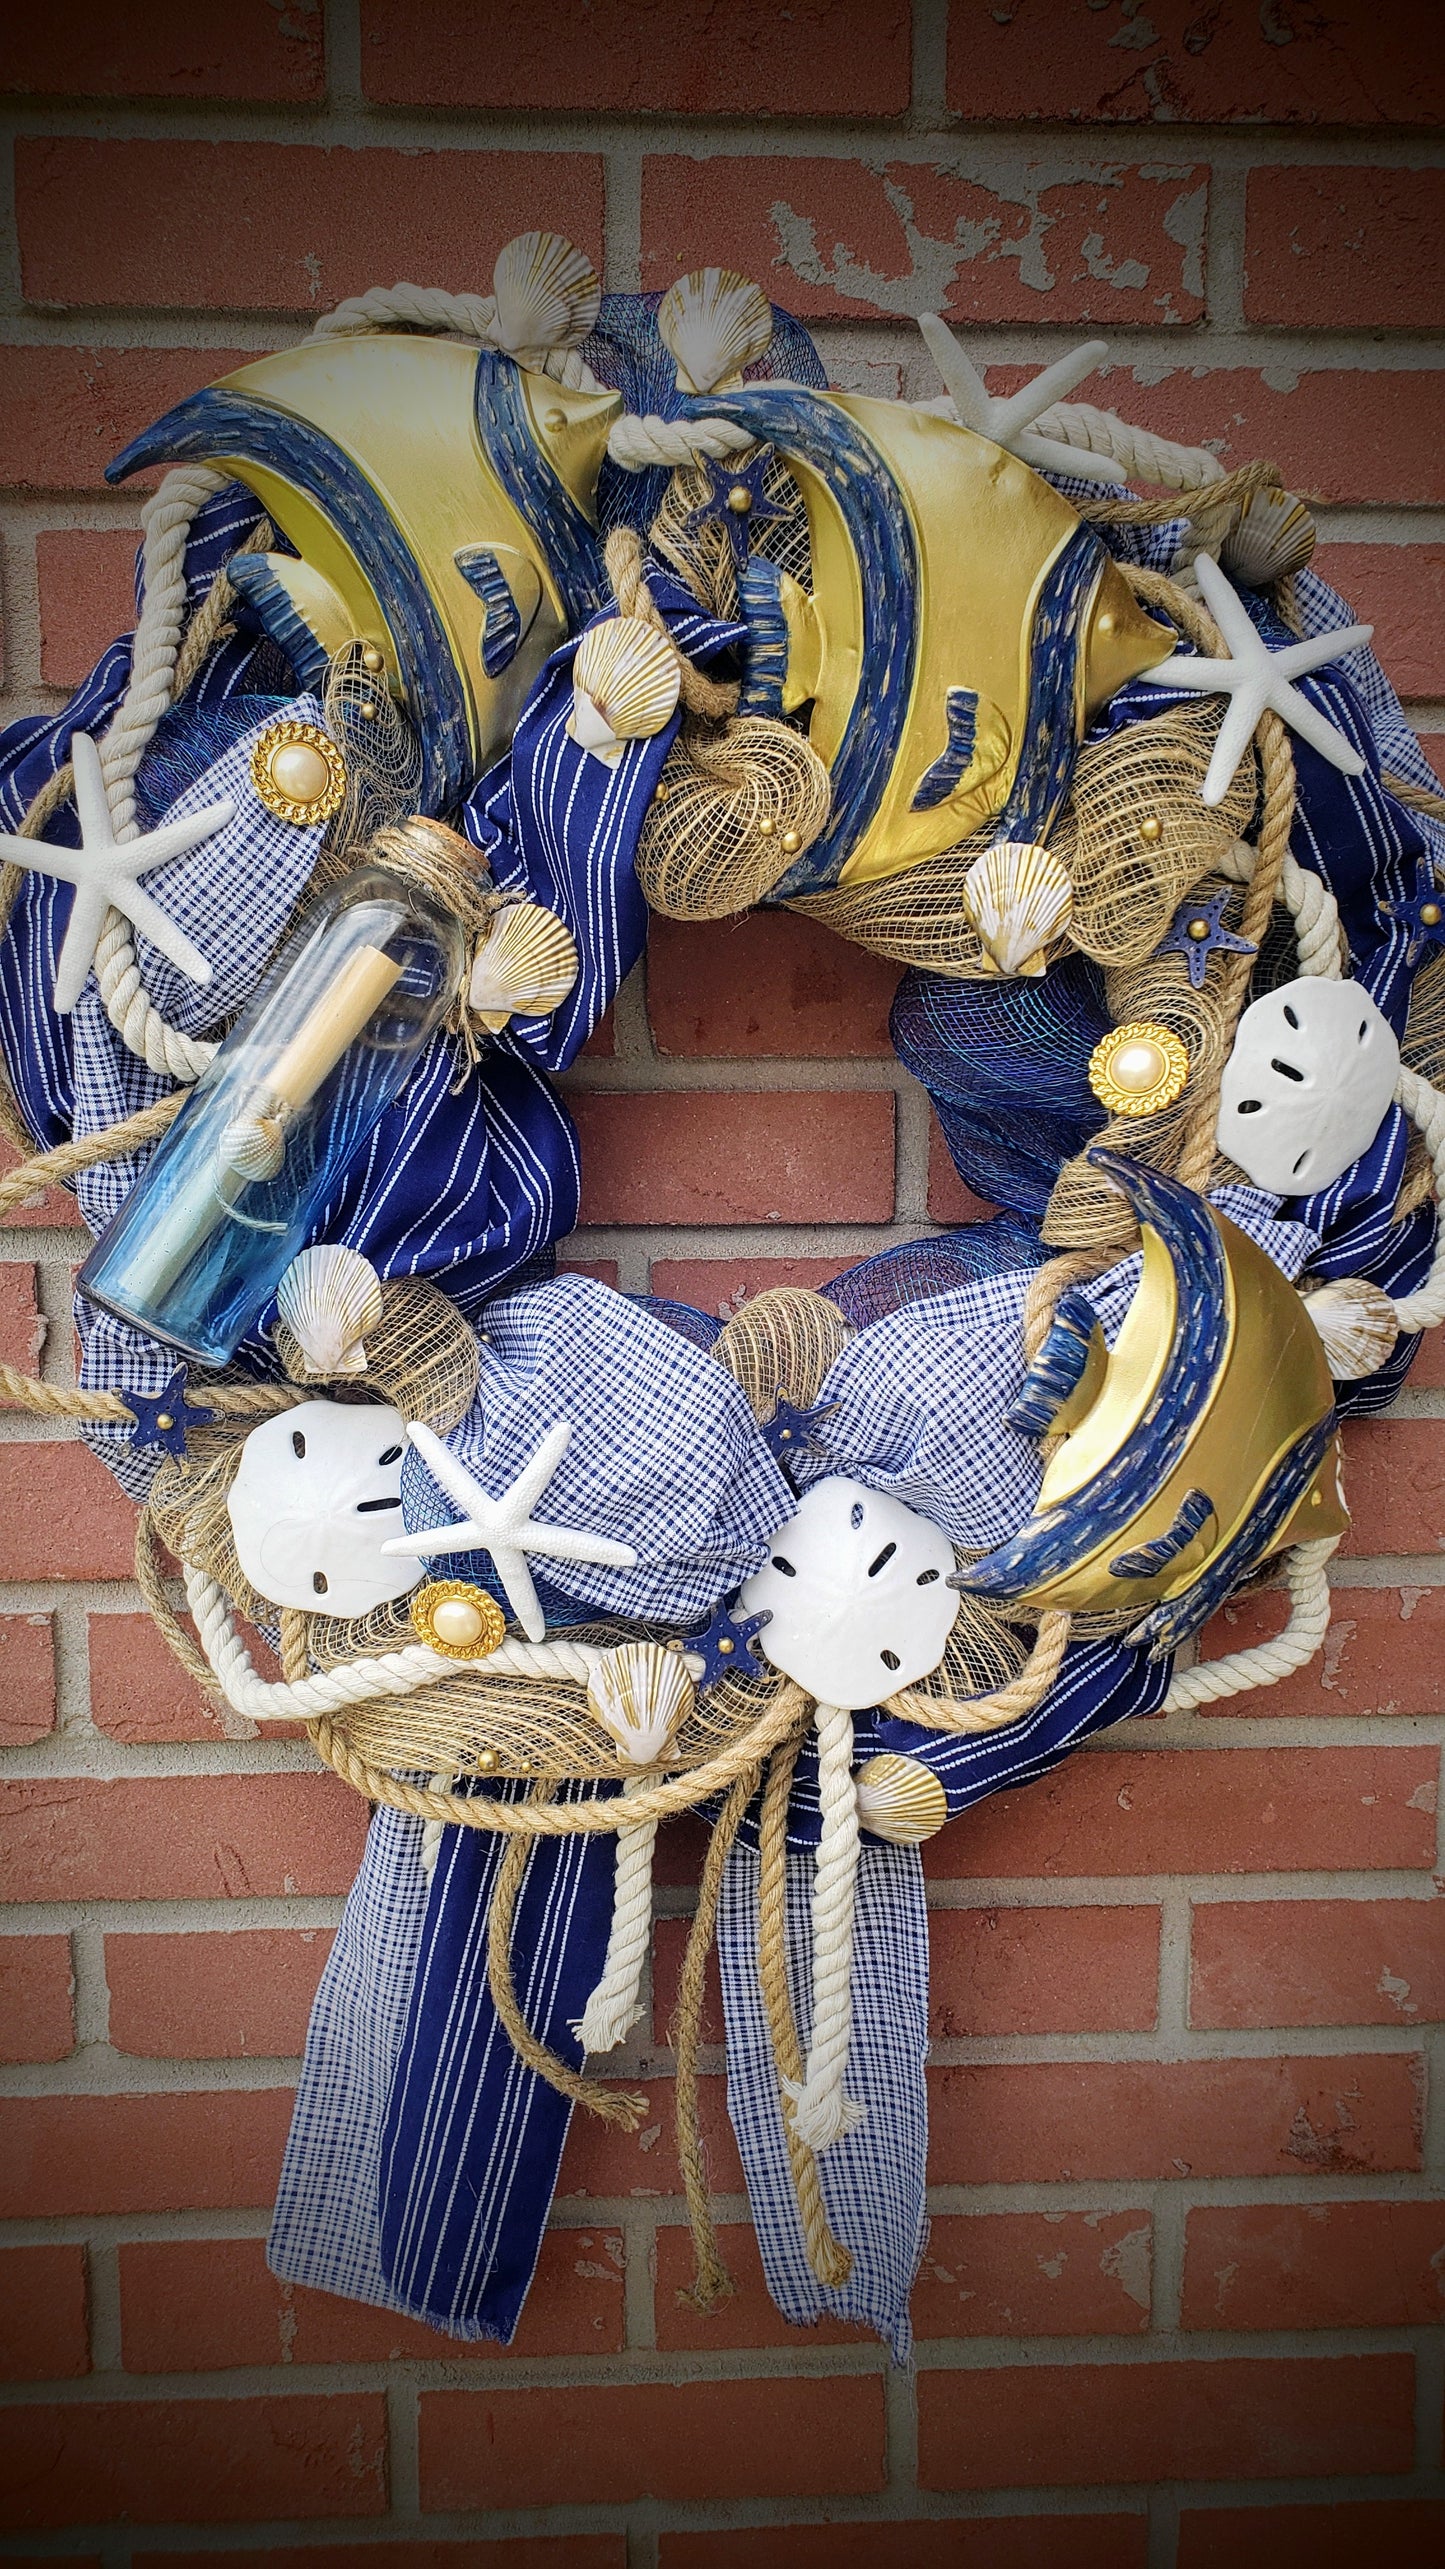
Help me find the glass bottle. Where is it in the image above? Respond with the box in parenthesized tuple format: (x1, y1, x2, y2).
(79, 863, 464, 1366)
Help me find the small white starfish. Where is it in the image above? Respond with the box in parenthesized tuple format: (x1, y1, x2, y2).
(0, 731, 229, 1012)
(917, 314, 1127, 486)
(1141, 551, 1373, 808)
(383, 1418, 638, 1643)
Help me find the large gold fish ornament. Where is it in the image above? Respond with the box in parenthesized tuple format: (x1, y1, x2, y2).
(954, 1151, 1346, 1654)
(705, 384, 1175, 896)
(106, 337, 622, 810)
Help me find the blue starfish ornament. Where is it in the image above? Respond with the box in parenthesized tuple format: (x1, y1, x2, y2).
(684, 1598, 773, 1690)
(125, 1366, 216, 1458)
(683, 447, 785, 573)
(1156, 890, 1257, 990)
(1385, 861, 1445, 965)
(762, 1393, 836, 1485)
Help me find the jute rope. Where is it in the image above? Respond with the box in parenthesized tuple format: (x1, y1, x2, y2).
(671, 1762, 762, 2311)
(487, 1778, 649, 2129)
(884, 1607, 1073, 1732)
(1075, 456, 1284, 534)
(757, 1734, 853, 2291)
(1382, 770, 1445, 821)
(604, 527, 738, 722)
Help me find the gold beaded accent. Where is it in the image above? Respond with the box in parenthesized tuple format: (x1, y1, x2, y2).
(1186, 916, 1211, 941)
(1088, 1021, 1190, 1119)
(250, 718, 347, 827)
(781, 828, 801, 852)
(410, 1579, 508, 1662)
(361, 644, 385, 673)
(1139, 814, 1163, 843)
(1423, 902, 1442, 927)
(727, 485, 753, 514)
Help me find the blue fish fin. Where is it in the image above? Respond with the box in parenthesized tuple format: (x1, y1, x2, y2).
(454, 544, 541, 677)
(226, 552, 353, 693)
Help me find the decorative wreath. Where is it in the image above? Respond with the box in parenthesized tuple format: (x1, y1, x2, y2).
(4, 234, 1444, 2353)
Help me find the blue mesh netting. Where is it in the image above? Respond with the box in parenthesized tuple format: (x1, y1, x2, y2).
(891, 958, 1112, 1222)
(823, 1213, 1046, 1329)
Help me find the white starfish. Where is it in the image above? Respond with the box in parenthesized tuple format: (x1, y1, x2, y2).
(0, 732, 229, 1012)
(383, 1418, 637, 1643)
(917, 314, 1127, 485)
(1141, 551, 1373, 808)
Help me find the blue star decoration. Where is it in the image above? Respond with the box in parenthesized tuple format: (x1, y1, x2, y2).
(683, 447, 785, 573)
(1385, 861, 1445, 965)
(1156, 890, 1257, 990)
(683, 1598, 773, 1691)
(125, 1366, 216, 1458)
(762, 1393, 837, 1488)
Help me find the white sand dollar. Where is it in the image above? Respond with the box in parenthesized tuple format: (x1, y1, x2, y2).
(1217, 976, 1399, 1194)
(741, 1476, 958, 1710)
(227, 1399, 420, 1616)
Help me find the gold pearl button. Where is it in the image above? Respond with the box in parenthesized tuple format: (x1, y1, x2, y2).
(269, 741, 332, 805)
(1139, 815, 1163, 843)
(361, 644, 385, 673)
(1187, 916, 1211, 941)
(432, 1597, 486, 1649)
(410, 1579, 506, 1660)
(1423, 902, 1442, 926)
(781, 828, 801, 852)
(250, 718, 347, 826)
(1088, 1021, 1190, 1118)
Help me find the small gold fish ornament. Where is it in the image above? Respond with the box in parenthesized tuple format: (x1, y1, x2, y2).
(570, 617, 682, 766)
(961, 839, 1073, 977)
(467, 902, 580, 1032)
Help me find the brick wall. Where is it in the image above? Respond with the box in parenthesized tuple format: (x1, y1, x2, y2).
(1, 1, 1443, 2558)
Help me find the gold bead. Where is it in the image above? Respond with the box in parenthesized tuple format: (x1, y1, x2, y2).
(653, 782, 668, 802)
(361, 644, 385, 673)
(544, 407, 567, 431)
(757, 815, 775, 836)
(718, 1636, 734, 1655)
(1423, 902, 1442, 927)
(727, 485, 753, 514)
(1187, 916, 1211, 941)
(781, 828, 801, 852)
(360, 699, 378, 721)
(475, 1748, 499, 1773)
(156, 1414, 174, 1433)
(1098, 611, 1116, 634)
(1139, 815, 1163, 843)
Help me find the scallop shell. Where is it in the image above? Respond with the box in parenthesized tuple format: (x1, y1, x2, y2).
(573, 616, 682, 752)
(588, 1642, 695, 1766)
(1220, 487, 1316, 590)
(961, 839, 1073, 978)
(467, 901, 580, 1033)
(218, 1107, 287, 1183)
(854, 1753, 948, 1846)
(275, 1244, 384, 1382)
(491, 230, 601, 357)
(1302, 1277, 1399, 1382)
(657, 268, 773, 394)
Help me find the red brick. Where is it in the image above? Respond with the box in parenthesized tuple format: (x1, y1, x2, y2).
(946, 0, 1445, 125)
(0, 346, 256, 494)
(0, 2243, 88, 2382)
(106, 1928, 332, 2060)
(0, 2089, 292, 2218)
(421, 2375, 886, 2509)
(653, 2220, 872, 2352)
(36, 527, 139, 687)
(120, 2229, 624, 2371)
(662, 2525, 1147, 2569)
(1199, 1581, 1445, 1718)
(0, 1438, 138, 1580)
(1190, 1897, 1445, 2032)
(653, 1812, 711, 1888)
(1176, 2499, 1445, 2569)
(0, 1132, 86, 1229)
(1340, 1417, 1445, 1554)
(928, 1121, 998, 1225)
(0, 1774, 365, 1904)
(643, 155, 1207, 326)
(18, 140, 604, 317)
(647, 912, 897, 1058)
(3, 2, 324, 100)
(0, 2392, 386, 2530)
(919, 1746, 1438, 1880)
(1183, 2199, 1445, 2333)
(917, 2352, 1413, 2491)
(556, 2072, 745, 2200)
(652, 1913, 723, 2047)
(0, 1613, 56, 1747)
(1311, 544, 1445, 703)
(1246, 167, 1445, 331)
(930, 1904, 1158, 2037)
(929, 2054, 1423, 2185)
(88, 1609, 249, 1744)
(362, 0, 908, 113)
(914, 2209, 1151, 2341)
(0, 1933, 73, 2062)
(146, 2548, 625, 2569)
(0, 1262, 43, 1369)
(649, 1256, 848, 1313)
(573, 1091, 895, 1226)
(1082, 365, 1445, 509)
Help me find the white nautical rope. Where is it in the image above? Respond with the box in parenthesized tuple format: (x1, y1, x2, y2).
(183, 1565, 602, 1724)
(419, 1770, 456, 1878)
(1031, 400, 1223, 492)
(1215, 834, 1343, 978)
(574, 1774, 657, 2052)
(93, 912, 215, 1081)
(782, 1697, 863, 2153)
(605, 413, 755, 471)
(1384, 1065, 1445, 1334)
(1159, 1537, 1338, 1710)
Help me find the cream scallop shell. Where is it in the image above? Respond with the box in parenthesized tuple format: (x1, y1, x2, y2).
(588, 1641, 695, 1766)
(854, 1753, 948, 1846)
(961, 839, 1073, 978)
(274, 1244, 384, 1382)
(218, 1107, 287, 1183)
(467, 900, 580, 1032)
(491, 231, 601, 357)
(657, 268, 773, 394)
(1220, 487, 1317, 590)
(1301, 1276, 1399, 1382)
(574, 616, 682, 743)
